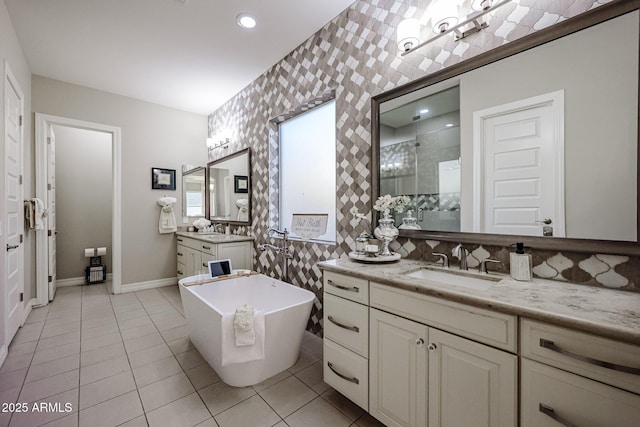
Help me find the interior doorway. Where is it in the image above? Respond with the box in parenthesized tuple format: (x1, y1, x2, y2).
(34, 114, 122, 305)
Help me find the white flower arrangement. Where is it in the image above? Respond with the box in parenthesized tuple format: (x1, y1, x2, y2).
(192, 218, 211, 230)
(350, 206, 372, 237)
(373, 194, 411, 215)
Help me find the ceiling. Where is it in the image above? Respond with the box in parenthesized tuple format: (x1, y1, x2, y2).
(5, 0, 355, 116)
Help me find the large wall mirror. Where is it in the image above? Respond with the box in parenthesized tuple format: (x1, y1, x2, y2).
(206, 148, 252, 225)
(372, 1, 640, 255)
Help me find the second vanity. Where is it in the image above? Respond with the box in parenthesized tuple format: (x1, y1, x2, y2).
(176, 232, 254, 280)
(318, 258, 640, 427)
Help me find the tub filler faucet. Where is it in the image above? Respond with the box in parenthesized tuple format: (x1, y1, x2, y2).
(258, 228, 294, 281)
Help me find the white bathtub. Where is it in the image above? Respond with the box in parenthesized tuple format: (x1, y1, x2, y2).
(178, 273, 315, 387)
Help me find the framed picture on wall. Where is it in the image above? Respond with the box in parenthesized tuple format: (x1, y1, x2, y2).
(152, 167, 176, 190)
(234, 175, 249, 193)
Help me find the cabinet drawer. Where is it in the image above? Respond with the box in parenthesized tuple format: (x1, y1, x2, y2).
(176, 236, 201, 251)
(521, 359, 640, 427)
(177, 262, 186, 280)
(370, 282, 517, 352)
(324, 338, 368, 411)
(199, 241, 217, 256)
(324, 293, 368, 357)
(324, 271, 368, 304)
(177, 245, 187, 262)
(521, 319, 640, 394)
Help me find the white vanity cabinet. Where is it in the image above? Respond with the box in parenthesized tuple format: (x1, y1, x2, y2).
(520, 319, 640, 427)
(369, 283, 517, 427)
(176, 235, 252, 279)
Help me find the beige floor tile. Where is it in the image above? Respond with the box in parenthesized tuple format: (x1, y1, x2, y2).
(160, 324, 189, 342)
(80, 355, 131, 386)
(79, 370, 137, 409)
(42, 413, 79, 427)
(285, 396, 351, 427)
(118, 415, 149, 427)
(31, 341, 80, 365)
(45, 314, 82, 327)
(175, 348, 206, 371)
(121, 324, 159, 341)
(115, 308, 148, 321)
(259, 375, 317, 418)
(80, 331, 122, 352)
(128, 343, 174, 368)
(251, 370, 291, 394)
(25, 306, 50, 323)
(185, 363, 221, 390)
(198, 381, 256, 416)
(19, 369, 79, 403)
(11, 321, 44, 345)
(151, 315, 186, 331)
(118, 315, 153, 331)
(41, 321, 81, 339)
(166, 337, 195, 355)
(124, 331, 165, 354)
(146, 393, 211, 427)
(353, 412, 387, 427)
(132, 356, 183, 388)
(0, 368, 27, 393)
(80, 341, 126, 367)
(8, 339, 38, 357)
(81, 322, 119, 339)
(295, 361, 330, 394)
(302, 336, 323, 360)
(287, 349, 319, 374)
(0, 386, 20, 407)
(0, 353, 32, 374)
(78, 390, 143, 427)
(321, 388, 365, 421)
(195, 419, 218, 427)
(214, 394, 280, 427)
(80, 316, 117, 330)
(26, 353, 80, 383)
(138, 372, 195, 412)
(36, 331, 80, 352)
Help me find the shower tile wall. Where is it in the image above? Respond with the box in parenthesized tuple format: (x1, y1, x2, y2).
(207, 0, 636, 334)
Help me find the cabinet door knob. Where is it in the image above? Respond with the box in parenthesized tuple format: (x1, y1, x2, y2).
(416, 338, 424, 346)
(427, 343, 437, 351)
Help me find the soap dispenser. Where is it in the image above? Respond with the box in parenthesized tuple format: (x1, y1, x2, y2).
(510, 242, 532, 281)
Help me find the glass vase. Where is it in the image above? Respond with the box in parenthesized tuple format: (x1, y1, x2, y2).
(374, 212, 399, 256)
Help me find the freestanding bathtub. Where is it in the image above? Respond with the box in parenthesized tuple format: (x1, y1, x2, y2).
(178, 273, 315, 387)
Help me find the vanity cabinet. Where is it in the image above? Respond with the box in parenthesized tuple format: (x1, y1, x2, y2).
(520, 319, 640, 427)
(323, 271, 517, 426)
(176, 235, 252, 279)
(369, 285, 517, 427)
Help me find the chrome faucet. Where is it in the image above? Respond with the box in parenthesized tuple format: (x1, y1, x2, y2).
(258, 228, 294, 281)
(212, 223, 224, 233)
(479, 258, 503, 274)
(452, 244, 469, 270)
(432, 252, 449, 268)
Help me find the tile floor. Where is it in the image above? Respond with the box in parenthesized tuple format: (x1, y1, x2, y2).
(0, 283, 385, 427)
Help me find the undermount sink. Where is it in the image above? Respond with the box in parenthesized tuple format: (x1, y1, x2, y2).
(403, 267, 500, 291)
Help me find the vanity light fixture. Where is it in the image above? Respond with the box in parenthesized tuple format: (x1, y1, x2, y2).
(396, 0, 512, 55)
(236, 13, 257, 29)
(206, 129, 232, 151)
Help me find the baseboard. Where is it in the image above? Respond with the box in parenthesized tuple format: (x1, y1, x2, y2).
(0, 345, 7, 369)
(120, 277, 178, 293)
(22, 298, 36, 325)
(57, 273, 113, 287)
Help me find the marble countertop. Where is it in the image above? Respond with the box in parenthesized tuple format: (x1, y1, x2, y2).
(176, 231, 254, 243)
(318, 257, 640, 345)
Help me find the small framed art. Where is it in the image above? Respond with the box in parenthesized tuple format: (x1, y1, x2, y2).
(152, 167, 176, 190)
(234, 175, 249, 193)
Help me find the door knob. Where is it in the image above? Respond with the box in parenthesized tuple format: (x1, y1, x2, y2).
(427, 343, 437, 351)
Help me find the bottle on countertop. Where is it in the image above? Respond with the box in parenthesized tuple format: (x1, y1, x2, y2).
(510, 242, 532, 281)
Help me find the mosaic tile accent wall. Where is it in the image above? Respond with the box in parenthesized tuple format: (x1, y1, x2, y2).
(208, 0, 637, 334)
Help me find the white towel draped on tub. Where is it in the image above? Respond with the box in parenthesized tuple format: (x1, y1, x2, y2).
(221, 306, 265, 367)
(157, 196, 177, 234)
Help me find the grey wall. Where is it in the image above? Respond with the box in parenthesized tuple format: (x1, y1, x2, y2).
(53, 125, 112, 280)
(0, 0, 32, 350)
(32, 76, 208, 287)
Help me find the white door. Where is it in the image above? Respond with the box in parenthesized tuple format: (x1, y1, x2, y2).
(47, 126, 57, 300)
(428, 328, 517, 427)
(369, 308, 428, 427)
(4, 66, 24, 343)
(473, 91, 565, 237)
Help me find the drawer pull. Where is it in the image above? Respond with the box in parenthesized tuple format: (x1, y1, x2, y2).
(539, 403, 579, 427)
(327, 279, 359, 293)
(177, 270, 183, 275)
(202, 263, 207, 268)
(328, 316, 359, 332)
(202, 245, 212, 250)
(327, 361, 359, 384)
(177, 238, 183, 242)
(177, 252, 183, 256)
(540, 338, 640, 375)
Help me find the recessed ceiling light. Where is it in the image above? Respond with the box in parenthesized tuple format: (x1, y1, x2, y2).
(446, 123, 454, 127)
(419, 108, 429, 114)
(236, 13, 257, 29)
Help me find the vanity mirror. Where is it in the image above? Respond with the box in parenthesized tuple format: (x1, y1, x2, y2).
(182, 167, 206, 219)
(206, 148, 252, 225)
(372, 1, 640, 255)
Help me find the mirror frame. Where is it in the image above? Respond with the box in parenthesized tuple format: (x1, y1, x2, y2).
(205, 147, 252, 225)
(371, 0, 640, 256)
